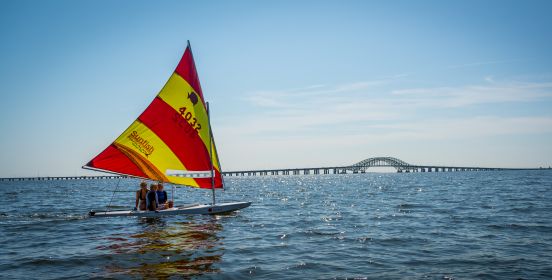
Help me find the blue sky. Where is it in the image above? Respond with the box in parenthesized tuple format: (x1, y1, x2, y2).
(1, 0, 551, 176)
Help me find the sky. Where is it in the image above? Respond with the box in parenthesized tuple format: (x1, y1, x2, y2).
(1, 0, 551, 177)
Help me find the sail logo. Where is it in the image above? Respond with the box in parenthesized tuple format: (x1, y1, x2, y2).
(128, 131, 155, 157)
(188, 91, 199, 106)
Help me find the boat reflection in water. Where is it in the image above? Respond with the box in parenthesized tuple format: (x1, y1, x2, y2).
(98, 216, 224, 278)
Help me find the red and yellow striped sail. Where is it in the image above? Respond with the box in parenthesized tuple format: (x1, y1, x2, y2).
(85, 44, 223, 188)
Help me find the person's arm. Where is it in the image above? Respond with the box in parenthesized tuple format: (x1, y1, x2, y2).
(134, 191, 139, 210)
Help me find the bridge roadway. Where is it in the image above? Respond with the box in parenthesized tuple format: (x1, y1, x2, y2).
(0, 157, 547, 181)
(223, 165, 521, 176)
(222, 157, 546, 176)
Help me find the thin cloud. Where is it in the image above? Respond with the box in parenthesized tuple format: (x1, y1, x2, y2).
(222, 76, 552, 143)
(391, 80, 552, 108)
(218, 115, 552, 170)
(245, 76, 406, 108)
(360, 116, 552, 141)
(446, 59, 527, 69)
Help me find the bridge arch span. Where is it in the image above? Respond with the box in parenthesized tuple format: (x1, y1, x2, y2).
(347, 157, 413, 172)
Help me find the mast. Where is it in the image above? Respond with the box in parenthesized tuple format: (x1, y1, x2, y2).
(188, 40, 215, 205)
(207, 102, 216, 205)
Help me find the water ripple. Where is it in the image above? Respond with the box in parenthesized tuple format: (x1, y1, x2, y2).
(0, 171, 551, 278)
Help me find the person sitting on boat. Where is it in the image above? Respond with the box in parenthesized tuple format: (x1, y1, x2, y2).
(146, 184, 159, 211)
(134, 181, 148, 211)
(156, 183, 168, 210)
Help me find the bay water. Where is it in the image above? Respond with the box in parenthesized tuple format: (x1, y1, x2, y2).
(1, 170, 551, 279)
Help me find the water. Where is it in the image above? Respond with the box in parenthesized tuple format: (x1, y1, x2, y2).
(1, 171, 551, 279)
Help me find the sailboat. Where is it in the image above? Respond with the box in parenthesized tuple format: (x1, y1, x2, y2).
(84, 41, 251, 217)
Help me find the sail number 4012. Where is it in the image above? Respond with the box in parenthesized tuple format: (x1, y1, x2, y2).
(173, 106, 202, 135)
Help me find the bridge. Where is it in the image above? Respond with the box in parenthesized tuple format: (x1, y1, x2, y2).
(0, 175, 123, 182)
(222, 156, 544, 176)
(0, 157, 547, 181)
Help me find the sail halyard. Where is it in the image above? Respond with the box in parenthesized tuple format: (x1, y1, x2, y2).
(83, 43, 224, 189)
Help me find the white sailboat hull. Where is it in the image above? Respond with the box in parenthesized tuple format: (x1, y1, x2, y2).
(88, 201, 251, 217)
